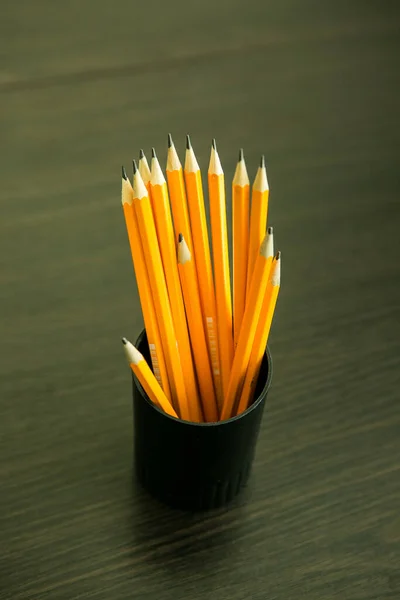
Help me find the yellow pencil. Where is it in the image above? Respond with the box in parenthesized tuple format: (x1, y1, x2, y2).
(177, 234, 219, 422)
(138, 149, 151, 193)
(184, 135, 223, 409)
(149, 149, 203, 422)
(208, 139, 233, 400)
(246, 155, 269, 297)
(121, 168, 171, 400)
(237, 250, 280, 415)
(232, 148, 250, 348)
(220, 229, 274, 420)
(132, 162, 190, 421)
(166, 134, 195, 256)
(122, 337, 178, 418)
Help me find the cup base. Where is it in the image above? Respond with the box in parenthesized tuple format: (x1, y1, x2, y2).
(136, 455, 253, 511)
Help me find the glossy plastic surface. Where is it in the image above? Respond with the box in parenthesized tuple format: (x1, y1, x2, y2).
(132, 329, 272, 510)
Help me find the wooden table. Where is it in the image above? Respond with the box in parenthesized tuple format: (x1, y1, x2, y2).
(1, 2, 399, 598)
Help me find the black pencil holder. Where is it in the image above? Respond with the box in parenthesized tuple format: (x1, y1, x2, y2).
(132, 329, 272, 511)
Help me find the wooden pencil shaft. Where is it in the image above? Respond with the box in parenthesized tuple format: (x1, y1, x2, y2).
(208, 146, 233, 400)
(246, 162, 269, 297)
(150, 159, 203, 422)
(124, 340, 178, 418)
(178, 236, 219, 422)
(232, 157, 250, 347)
(184, 147, 223, 408)
(166, 140, 195, 255)
(133, 171, 190, 420)
(237, 256, 280, 415)
(237, 286, 279, 414)
(221, 237, 273, 420)
(121, 177, 171, 399)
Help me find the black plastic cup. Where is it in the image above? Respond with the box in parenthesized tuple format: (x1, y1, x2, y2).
(132, 329, 272, 511)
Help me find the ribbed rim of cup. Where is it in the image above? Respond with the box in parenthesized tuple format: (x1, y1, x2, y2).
(133, 329, 273, 427)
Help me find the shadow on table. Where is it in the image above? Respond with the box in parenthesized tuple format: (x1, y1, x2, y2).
(126, 469, 255, 571)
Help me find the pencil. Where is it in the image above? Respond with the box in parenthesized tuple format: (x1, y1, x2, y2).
(122, 337, 178, 418)
(232, 148, 250, 347)
(177, 234, 219, 422)
(138, 149, 151, 192)
(184, 135, 223, 409)
(132, 162, 191, 421)
(121, 168, 171, 400)
(208, 139, 233, 400)
(246, 155, 269, 297)
(237, 250, 280, 415)
(220, 229, 274, 420)
(149, 149, 203, 422)
(166, 134, 195, 256)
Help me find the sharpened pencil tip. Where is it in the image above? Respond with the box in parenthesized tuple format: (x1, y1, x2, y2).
(212, 138, 217, 150)
(178, 232, 183, 243)
(151, 147, 156, 159)
(267, 226, 273, 234)
(275, 251, 281, 260)
(238, 148, 244, 162)
(122, 337, 128, 345)
(167, 133, 173, 148)
(122, 166, 128, 180)
(132, 160, 138, 174)
(186, 134, 191, 150)
(139, 149, 145, 159)
(260, 155, 265, 168)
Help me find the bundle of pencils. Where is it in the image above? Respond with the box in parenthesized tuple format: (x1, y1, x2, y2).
(121, 135, 281, 422)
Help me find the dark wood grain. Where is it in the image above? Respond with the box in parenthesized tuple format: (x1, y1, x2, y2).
(1, 1, 400, 598)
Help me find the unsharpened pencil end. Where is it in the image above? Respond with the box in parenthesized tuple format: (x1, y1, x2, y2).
(139, 149, 145, 159)
(260, 155, 265, 168)
(122, 166, 128, 180)
(167, 133, 173, 148)
(186, 134, 191, 150)
(267, 226, 273, 234)
(212, 138, 217, 150)
(132, 160, 138, 174)
(121, 337, 128, 345)
(238, 148, 244, 162)
(151, 147, 157, 159)
(178, 232, 183, 243)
